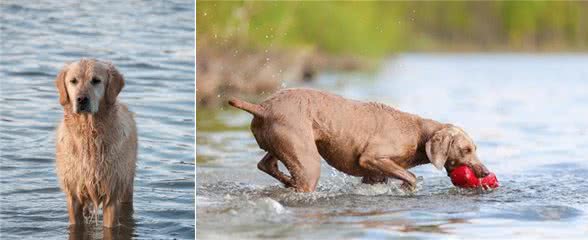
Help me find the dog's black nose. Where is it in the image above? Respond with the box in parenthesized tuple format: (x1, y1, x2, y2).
(77, 96, 89, 105)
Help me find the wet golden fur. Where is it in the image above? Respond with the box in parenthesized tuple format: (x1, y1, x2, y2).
(55, 59, 137, 228)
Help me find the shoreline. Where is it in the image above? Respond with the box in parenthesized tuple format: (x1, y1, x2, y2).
(196, 45, 372, 108)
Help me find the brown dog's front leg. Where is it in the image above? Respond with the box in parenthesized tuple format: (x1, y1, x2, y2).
(257, 153, 295, 188)
(66, 194, 84, 226)
(400, 171, 418, 191)
(359, 155, 417, 188)
(361, 176, 388, 185)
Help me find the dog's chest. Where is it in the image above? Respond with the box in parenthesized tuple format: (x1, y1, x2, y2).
(59, 126, 123, 172)
(57, 129, 123, 196)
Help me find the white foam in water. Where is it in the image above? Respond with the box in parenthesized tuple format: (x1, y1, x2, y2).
(253, 197, 286, 214)
(224, 195, 287, 217)
(196, 196, 214, 207)
(349, 176, 424, 196)
(351, 182, 403, 196)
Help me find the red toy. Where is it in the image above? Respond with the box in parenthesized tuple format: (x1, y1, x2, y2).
(450, 165, 499, 189)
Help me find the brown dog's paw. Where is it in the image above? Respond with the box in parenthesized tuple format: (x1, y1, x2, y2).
(400, 181, 417, 193)
(361, 176, 388, 185)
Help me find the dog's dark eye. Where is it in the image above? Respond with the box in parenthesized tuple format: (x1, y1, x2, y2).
(70, 78, 78, 84)
(463, 147, 472, 154)
(91, 77, 101, 85)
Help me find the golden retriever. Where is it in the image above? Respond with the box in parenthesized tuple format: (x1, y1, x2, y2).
(54, 59, 137, 228)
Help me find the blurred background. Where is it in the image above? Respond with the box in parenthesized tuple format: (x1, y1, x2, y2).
(196, 2, 588, 239)
(196, 1, 588, 107)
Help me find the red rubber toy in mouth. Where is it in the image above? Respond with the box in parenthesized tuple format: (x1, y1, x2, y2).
(450, 165, 499, 189)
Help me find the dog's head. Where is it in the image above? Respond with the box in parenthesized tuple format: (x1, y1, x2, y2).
(55, 59, 124, 114)
(426, 126, 490, 178)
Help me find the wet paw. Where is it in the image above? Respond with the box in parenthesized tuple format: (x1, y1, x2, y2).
(361, 176, 388, 185)
(400, 181, 417, 193)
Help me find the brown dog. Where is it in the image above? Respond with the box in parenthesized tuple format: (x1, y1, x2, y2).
(55, 59, 137, 228)
(229, 88, 489, 192)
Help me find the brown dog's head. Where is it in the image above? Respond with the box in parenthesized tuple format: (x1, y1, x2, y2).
(55, 59, 124, 114)
(425, 126, 490, 178)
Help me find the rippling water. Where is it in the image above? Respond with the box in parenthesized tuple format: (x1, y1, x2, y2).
(197, 54, 588, 239)
(0, 1, 194, 239)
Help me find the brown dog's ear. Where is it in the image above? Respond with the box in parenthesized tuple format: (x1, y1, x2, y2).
(425, 128, 454, 170)
(105, 63, 125, 105)
(55, 66, 69, 106)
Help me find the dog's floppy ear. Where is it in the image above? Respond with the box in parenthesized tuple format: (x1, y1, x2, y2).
(55, 66, 69, 106)
(105, 63, 125, 105)
(426, 128, 454, 170)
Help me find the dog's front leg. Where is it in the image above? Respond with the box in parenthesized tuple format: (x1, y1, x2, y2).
(361, 176, 388, 185)
(122, 184, 134, 210)
(103, 201, 119, 228)
(400, 171, 418, 192)
(358, 155, 417, 189)
(66, 194, 84, 226)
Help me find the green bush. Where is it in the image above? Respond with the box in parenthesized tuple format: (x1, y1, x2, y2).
(197, 1, 588, 56)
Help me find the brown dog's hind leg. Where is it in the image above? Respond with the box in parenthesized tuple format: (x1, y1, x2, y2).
(359, 155, 417, 189)
(279, 152, 321, 193)
(266, 125, 321, 192)
(257, 153, 295, 188)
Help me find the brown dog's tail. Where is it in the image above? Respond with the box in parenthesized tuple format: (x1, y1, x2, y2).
(228, 98, 265, 117)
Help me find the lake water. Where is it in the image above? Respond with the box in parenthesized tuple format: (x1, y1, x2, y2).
(0, 1, 195, 239)
(196, 54, 588, 239)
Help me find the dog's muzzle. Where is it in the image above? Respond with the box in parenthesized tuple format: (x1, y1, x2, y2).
(76, 96, 91, 113)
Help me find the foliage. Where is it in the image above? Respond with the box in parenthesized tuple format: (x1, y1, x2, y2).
(197, 1, 588, 56)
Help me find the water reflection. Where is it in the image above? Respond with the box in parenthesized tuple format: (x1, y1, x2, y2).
(68, 206, 135, 240)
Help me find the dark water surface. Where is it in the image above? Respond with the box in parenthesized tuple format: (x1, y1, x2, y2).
(1, 1, 194, 239)
(197, 54, 588, 239)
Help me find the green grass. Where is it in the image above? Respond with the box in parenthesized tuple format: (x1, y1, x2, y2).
(197, 1, 588, 57)
(196, 108, 249, 132)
